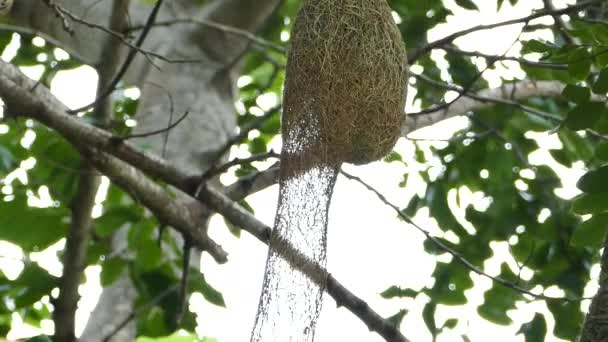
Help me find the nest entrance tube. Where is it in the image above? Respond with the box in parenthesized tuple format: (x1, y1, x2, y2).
(251, 0, 407, 340)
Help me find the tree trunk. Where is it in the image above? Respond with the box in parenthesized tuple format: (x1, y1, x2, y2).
(6, 0, 280, 340)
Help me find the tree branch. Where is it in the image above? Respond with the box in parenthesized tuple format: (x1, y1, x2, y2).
(403, 80, 566, 135)
(0, 60, 409, 342)
(408, 0, 601, 63)
(53, 2, 130, 340)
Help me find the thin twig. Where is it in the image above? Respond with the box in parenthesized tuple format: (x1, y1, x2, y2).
(68, 0, 165, 115)
(441, 45, 567, 70)
(411, 24, 528, 117)
(127, 18, 286, 53)
(102, 283, 181, 342)
(413, 73, 562, 121)
(340, 170, 590, 302)
(113, 110, 190, 141)
(408, 0, 601, 63)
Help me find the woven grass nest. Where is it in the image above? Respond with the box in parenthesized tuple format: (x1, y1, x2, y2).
(281, 0, 408, 175)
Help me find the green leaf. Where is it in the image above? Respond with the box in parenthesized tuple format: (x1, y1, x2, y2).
(558, 129, 594, 161)
(135, 239, 163, 271)
(517, 313, 547, 342)
(0, 145, 14, 173)
(422, 302, 437, 339)
(384, 151, 403, 163)
(562, 84, 590, 104)
(577, 164, 608, 193)
(571, 213, 608, 248)
(442, 318, 458, 330)
(477, 264, 521, 325)
(95, 206, 142, 238)
(0, 197, 68, 251)
(128, 220, 163, 271)
(565, 101, 606, 131)
(137, 332, 207, 342)
(248, 136, 268, 154)
(524, 39, 553, 53)
(548, 301, 583, 340)
(380, 286, 418, 299)
(567, 48, 592, 80)
(142, 307, 168, 338)
(13, 264, 59, 308)
(454, 0, 478, 10)
(387, 309, 408, 328)
(198, 275, 225, 307)
(593, 67, 608, 94)
(100, 257, 127, 287)
(572, 193, 608, 215)
(596, 143, 608, 161)
(596, 47, 608, 68)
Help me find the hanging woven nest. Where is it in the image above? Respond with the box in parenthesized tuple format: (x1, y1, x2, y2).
(281, 0, 408, 177)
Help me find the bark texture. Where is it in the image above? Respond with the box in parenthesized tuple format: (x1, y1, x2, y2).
(5, 0, 280, 340)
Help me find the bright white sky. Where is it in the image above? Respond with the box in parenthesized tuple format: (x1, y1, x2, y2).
(1, 0, 598, 341)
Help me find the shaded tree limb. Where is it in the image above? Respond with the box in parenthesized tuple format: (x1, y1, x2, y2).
(53, 2, 130, 340)
(0, 60, 409, 342)
(68, 0, 164, 114)
(402, 80, 566, 135)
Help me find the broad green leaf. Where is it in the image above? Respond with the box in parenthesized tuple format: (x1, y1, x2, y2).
(454, 0, 478, 10)
(442, 318, 458, 330)
(0, 197, 68, 251)
(380, 286, 418, 299)
(565, 101, 606, 130)
(193, 275, 225, 308)
(128, 220, 163, 271)
(100, 257, 127, 287)
(524, 39, 553, 53)
(562, 84, 590, 104)
(548, 301, 583, 340)
(135, 239, 163, 271)
(572, 193, 608, 215)
(95, 206, 142, 237)
(142, 307, 168, 338)
(596, 143, 608, 161)
(571, 213, 608, 248)
(596, 47, 608, 68)
(567, 48, 592, 80)
(477, 264, 521, 325)
(577, 164, 608, 193)
(517, 313, 547, 342)
(558, 129, 594, 161)
(384, 151, 403, 163)
(13, 264, 59, 308)
(593, 67, 608, 94)
(423, 302, 437, 339)
(0, 145, 14, 173)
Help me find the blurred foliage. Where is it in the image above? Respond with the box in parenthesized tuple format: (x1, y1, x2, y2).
(0, 0, 607, 341)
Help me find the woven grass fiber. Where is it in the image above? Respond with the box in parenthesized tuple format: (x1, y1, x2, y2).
(251, 1, 409, 341)
(281, 0, 408, 176)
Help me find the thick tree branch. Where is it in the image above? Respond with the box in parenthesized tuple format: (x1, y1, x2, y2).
(402, 80, 565, 135)
(53, 2, 130, 340)
(0, 60, 409, 342)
